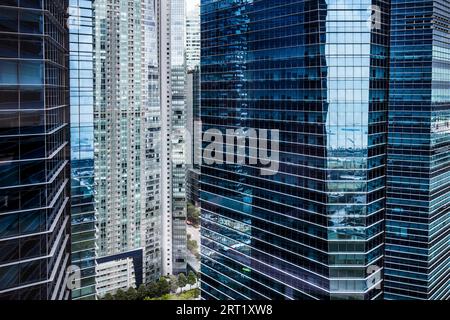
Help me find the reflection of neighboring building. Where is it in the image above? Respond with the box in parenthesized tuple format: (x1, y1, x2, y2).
(200, 0, 390, 300)
(69, 0, 97, 300)
(200, 0, 450, 301)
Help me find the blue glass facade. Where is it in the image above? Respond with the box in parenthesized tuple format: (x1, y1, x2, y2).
(0, 0, 71, 299)
(69, 0, 96, 299)
(385, 0, 450, 300)
(200, 0, 389, 300)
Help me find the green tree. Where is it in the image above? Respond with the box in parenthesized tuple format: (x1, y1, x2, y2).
(169, 275, 179, 293)
(146, 281, 159, 298)
(187, 271, 197, 290)
(125, 287, 137, 300)
(187, 203, 200, 226)
(187, 238, 198, 254)
(137, 284, 147, 300)
(115, 288, 127, 300)
(157, 277, 171, 296)
(178, 273, 187, 292)
(103, 293, 114, 300)
(193, 288, 200, 298)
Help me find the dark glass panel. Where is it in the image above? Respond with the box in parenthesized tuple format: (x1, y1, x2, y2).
(20, 135, 45, 159)
(0, 137, 20, 161)
(0, 162, 19, 187)
(0, 34, 18, 58)
(20, 110, 45, 134)
(0, 89, 18, 110)
(0, 265, 19, 290)
(20, 37, 43, 59)
(20, 260, 41, 284)
(20, 0, 42, 9)
(0, 111, 20, 135)
(20, 87, 44, 109)
(0, 9, 18, 32)
(20, 236, 41, 258)
(0, 61, 18, 84)
(19, 10, 43, 34)
(19, 61, 43, 85)
(2, 0, 19, 6)
(0, 213, 19, 238)
(20, 160, 45, 185)
(20, 210, 44, 234)
(0, 239, 19, 263)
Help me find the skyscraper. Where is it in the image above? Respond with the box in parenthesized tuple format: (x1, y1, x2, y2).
(93, 0, 162, 294)
(186, 66, 201, 206)
(186, 2, 201, 71)
(385, 0, 450, 300)
(68, 0, 96, 300)
(158, 0, 187, 276)
(200, 0, 389, 300)
(0, 0, 71, 300)
(200, 0, 450, 301)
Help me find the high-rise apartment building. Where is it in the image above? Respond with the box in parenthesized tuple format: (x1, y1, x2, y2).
(385, 0, 450, 300)
(0, 0, 71, 300)
(200, 0, 449, 301)
(69, 0, 96, 300)
(200, 0, 389, 300)
(186, 2, 200, 71)
(93, 0, 162, 292)
(158, 0, 187, 276)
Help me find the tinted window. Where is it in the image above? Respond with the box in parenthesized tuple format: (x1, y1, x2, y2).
(0, 61, 18, 84)
(20, 87, 44, 109)
(20, 37, 43, 59)
(0, 111, 20, 135)
(19, 61, 43, 85)
(0, 9, 18, 32)
(0, 89, 18, 110)
(0, 213, 19, 238)
(0, 240, 19, 263)
(0, 265, 19, 290)
(20, 0, 42, 9)
(0, 162, 19, 187)
(19, 10, 42, 34)
(0, 34, 18, 58)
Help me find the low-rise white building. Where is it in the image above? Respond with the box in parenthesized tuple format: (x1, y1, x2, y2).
(96, 258, 136, 297)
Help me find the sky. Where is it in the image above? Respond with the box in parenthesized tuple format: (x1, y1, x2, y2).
(186, 0, 200, 13)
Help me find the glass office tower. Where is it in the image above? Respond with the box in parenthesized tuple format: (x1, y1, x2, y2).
(0, 0, 71, 299)
(385, 0, 450, 300)
(69, 0, 96, 299)
(200, 0, 389, 300)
